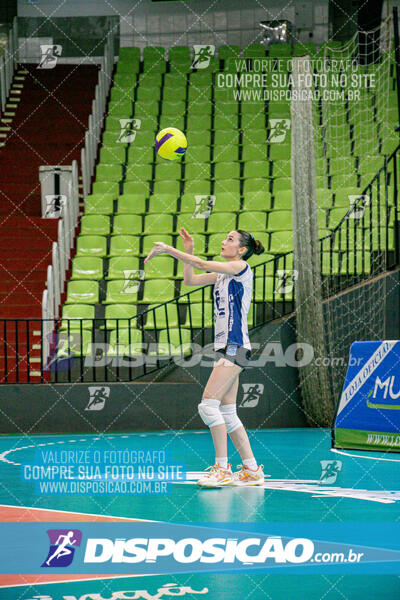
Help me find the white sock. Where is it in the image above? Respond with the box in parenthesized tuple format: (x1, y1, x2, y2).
(215, 457, 228, 469)
(243, 457, 258, 471)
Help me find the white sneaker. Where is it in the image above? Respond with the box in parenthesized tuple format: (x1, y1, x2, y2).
(233, 464, 265, 486)
(197, 463, 234, 487)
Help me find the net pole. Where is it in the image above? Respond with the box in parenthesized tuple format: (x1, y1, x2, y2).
(291, 56, 334, 427)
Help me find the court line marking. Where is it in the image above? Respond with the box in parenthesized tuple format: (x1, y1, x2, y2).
(0, 573, 159, 589)
(331, 448, 400, 462)
(0, 503, 155, 522)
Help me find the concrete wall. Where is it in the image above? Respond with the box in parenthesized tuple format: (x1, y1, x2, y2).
(18, 0, 330, 47)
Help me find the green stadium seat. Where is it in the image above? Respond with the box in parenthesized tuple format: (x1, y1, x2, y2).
(71, 257, 103, 281)
(269, 144, 291, 160)
(143, 302, 180, 329)
(125, 163, 152, 182)
(186, 114, 212, 131)
(253, 276, 275, 302)
(184, 145, 211, 163)
(115, 60, 140, 74)
(96, 164, 123, 182)
(321, 252, 341, 275)
(243, 161, 270, 179)
(162, 100, 186, 116)
(268, 43, 291, 57)
(66, 280, 99, 305)
(150, 328, 192, 357)
(178, 285, 213, 303)
(143, 255, 175, 279)
(148, 194, 178, 213)
(108, 328, 143, 356)
(134, 100, 159, 116)
(103, 304, 137, 330)
(80, 215, 110, 236)
(117, 195, 146, 214)
(127, 146, 154, 164)
(243, 178, 270, 195)
(269, 231, 293, 253)
(267, 210, 292, 231)
(340, 251, 371, 275)
(272, 189, 292, 209)
(139, 279, 176, 303)
(60, 304, 95, 331)
(104, 279, 139, 304)
(242, 128, 267, 144)
(184, 180, 211, 194)
(123, 181, 151, 195)
(207, 233, 226, 254)
(207, 212, 237, 233)
(159, 116, 185, 131)
(214, 130, 238, 145)
(138, 73, 163, 88)
(238, 211, 268, 232)
(293, 42, 316, 56)
(241, 113, 266, 129)
(107, 256, 141, 280)
(84, 194, 115, 215)
(185, 162, 211, 181)
(119, 46, 140, 62)
(218, 45, 240, 60)
(137, 86, 161, 102)
(212, 194, 241, 212)
(99, 146, 126, 163)
(107, 101, 133, 118)
(187, 100, 213, 115)
(213, 144, 239, 163)
(189, 130, 211, 146)
(142, 234, 174, 255)
(213, 161, 240, 180)
(155, 162, 182, 180)
(76, 235, 107, 258)
(144, 213, 174, 234)
(176, 212, 208, 234)
(188, 86, 212, 101)
(242, 192, 272, 211)
(242, 145, 267, 162)
(272, 177, 292, 192)
(243, 44, 266, 58)
(109, 235, 141, 257)
(113, 214, 142, 235)
(213, 179, 240, 194)
(268, 103, 291, 118)
(214, 114, 238, 129)
(56, 330, 93, 358)
(163, 87, 186, 102)
(152, 180, 181, 196)
(183, 302, 214, 328)
(271, 159, 291, 178)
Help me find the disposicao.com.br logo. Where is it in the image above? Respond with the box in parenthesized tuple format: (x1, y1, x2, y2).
(42, 529, 82, 567)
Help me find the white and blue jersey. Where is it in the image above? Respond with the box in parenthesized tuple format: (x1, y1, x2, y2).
(213, 262, 252, 351)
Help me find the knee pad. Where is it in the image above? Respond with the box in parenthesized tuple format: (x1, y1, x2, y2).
(220, 404, 243, 433)
(198, 398, 225, 428)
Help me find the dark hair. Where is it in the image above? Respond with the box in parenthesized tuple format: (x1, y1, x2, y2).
(236, 230, 265, 260)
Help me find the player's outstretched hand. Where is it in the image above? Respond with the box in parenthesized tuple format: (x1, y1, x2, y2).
(144, 242, 167, 264)
(179, 227, 194, 254)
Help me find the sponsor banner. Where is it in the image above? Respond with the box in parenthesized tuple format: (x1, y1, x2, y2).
(1, 522, 400, 575)
(335, 428, 400, 451)
(334, 341, 400, 452)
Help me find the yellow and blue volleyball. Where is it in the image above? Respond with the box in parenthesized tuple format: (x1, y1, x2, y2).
(155, 127, 187, 161)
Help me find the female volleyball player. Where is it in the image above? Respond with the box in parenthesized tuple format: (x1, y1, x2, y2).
(144, 228, 265, 487)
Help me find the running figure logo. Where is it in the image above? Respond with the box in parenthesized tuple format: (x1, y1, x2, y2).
(320, 460, 342, 484)
(86, 386, 110, 411)
(268, 119, 291, 143)
(38, 45, 62, 69)
(41, 529, 82, 567)
(240, 384, 264, 408)
(192, 45, 215, 69)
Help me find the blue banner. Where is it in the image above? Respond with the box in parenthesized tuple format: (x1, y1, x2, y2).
(334, 341, 400, 450)
(1, 522, 400, 575)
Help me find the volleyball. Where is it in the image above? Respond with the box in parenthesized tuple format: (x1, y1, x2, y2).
(155, 127, 187, 161)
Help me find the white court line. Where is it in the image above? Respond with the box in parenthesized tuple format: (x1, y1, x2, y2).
(0, 573, 159, 589)
(0, 503, 154, 522)
(331, 448, 400, 462)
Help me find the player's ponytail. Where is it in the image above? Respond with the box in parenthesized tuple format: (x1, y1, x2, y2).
(236, 230, 265, 260)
